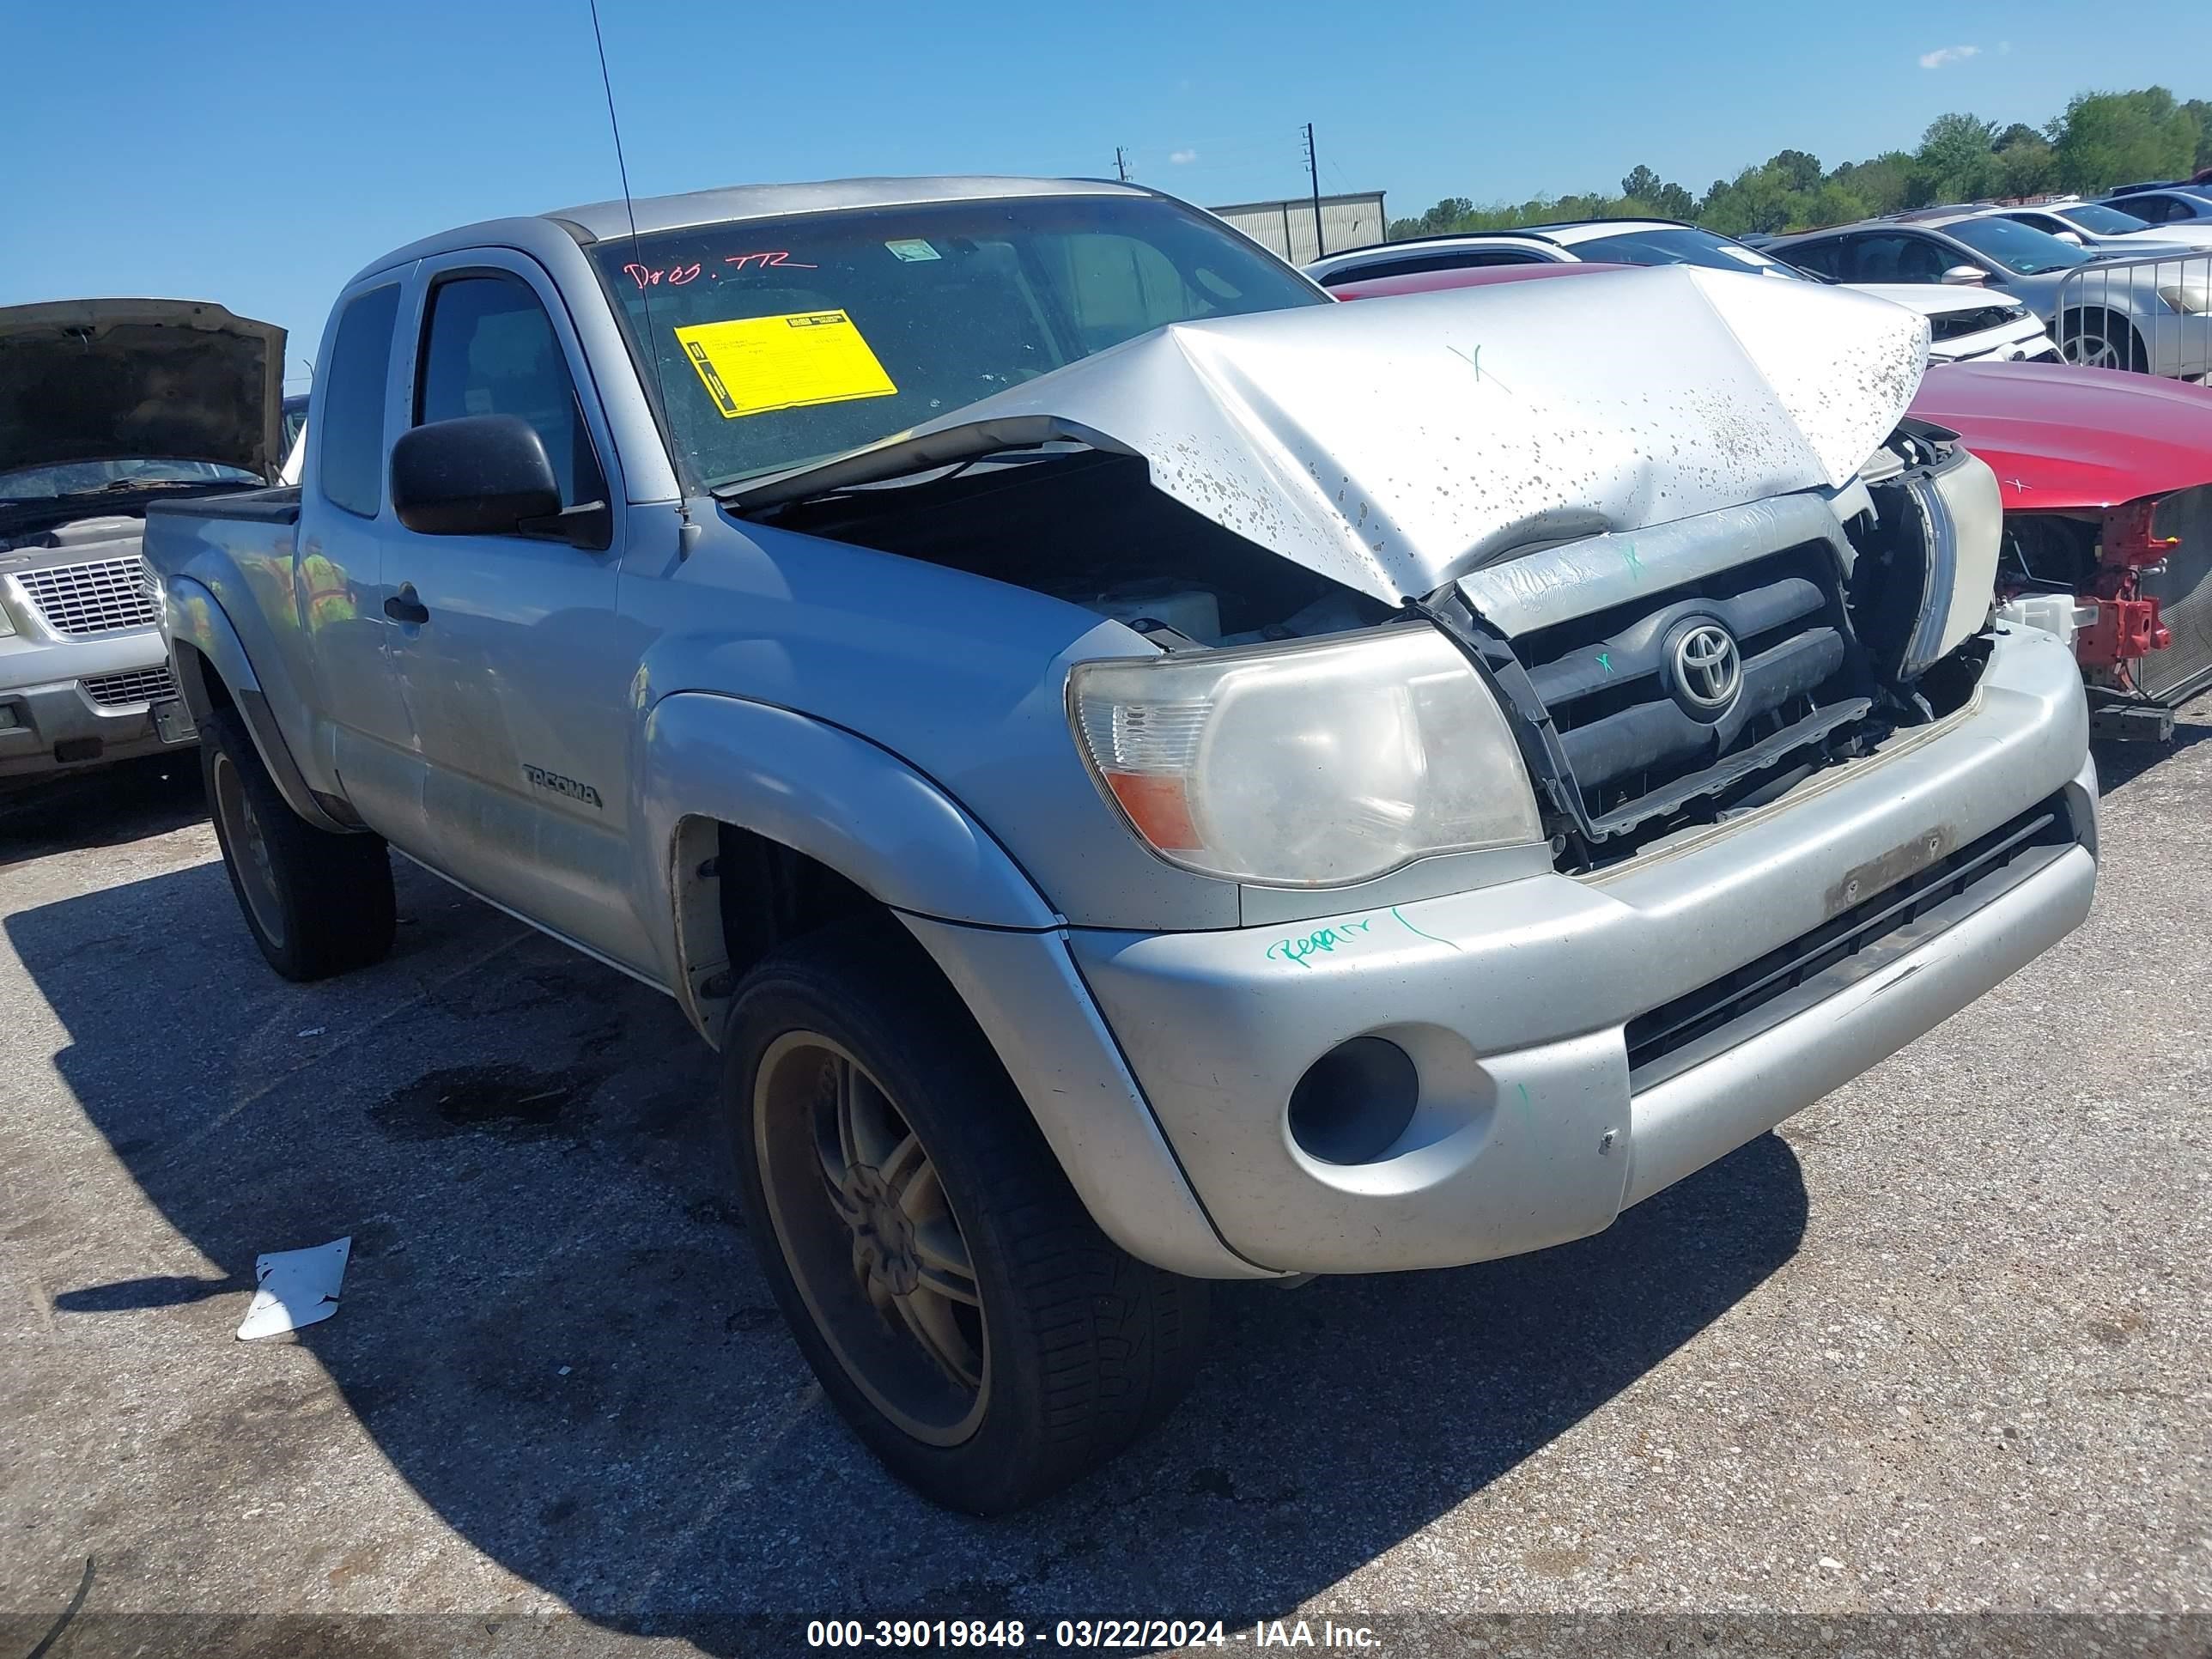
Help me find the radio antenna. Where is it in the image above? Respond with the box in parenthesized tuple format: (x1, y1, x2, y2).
(586, 0, 688, 535)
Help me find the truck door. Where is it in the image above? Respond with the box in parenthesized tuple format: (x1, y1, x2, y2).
(298, 277, 427, 846)
(380, 252, 650, 972)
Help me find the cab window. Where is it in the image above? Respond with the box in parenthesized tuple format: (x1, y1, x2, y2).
(1776, 239, 1844, 279)
(1848, 234, 1956, 284)
(416, 272, 606, 508)
(319, 284, 401, 520)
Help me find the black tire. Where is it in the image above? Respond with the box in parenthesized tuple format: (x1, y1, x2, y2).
(721, 919, 1208, 1514)
(2058, 307, 2148, 372)
(199, 706, 397, 981)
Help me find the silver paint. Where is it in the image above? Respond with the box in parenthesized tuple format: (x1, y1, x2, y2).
(736, 264, 1931, 605)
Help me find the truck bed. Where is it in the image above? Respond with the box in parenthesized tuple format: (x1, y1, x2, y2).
(143, 485, 301, 526)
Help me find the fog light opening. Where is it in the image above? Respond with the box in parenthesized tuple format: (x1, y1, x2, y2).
(1287, 1036, 1419, 1166)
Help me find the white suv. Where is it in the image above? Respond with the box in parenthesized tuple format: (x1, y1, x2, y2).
(1308, 220, 2058, 366)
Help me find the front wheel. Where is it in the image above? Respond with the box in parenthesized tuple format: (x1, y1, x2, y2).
(722, 921, 1208, 1513)
(2058, 307, 2148, 372)
(200, 706, 396, 981)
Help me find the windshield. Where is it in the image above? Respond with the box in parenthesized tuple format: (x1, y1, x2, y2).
(0, 458, 260, 501)
(1566, 226, 1808, 279)
(1942, 216, 2092, 275)
(2060, 203, 2154, 234)
(592, 194, 1326, 489)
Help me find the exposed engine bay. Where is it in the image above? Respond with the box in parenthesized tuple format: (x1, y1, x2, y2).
(755, 419, 2002, 874)
(757, 447, 1392, 645)
(1995, 484, 2212, 721)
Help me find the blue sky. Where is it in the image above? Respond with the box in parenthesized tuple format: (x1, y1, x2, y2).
(9, 0, 2206, 387)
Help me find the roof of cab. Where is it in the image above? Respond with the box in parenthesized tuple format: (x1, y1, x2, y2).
(550, 174, 1148, 240)
(352, 175, 1156, 286)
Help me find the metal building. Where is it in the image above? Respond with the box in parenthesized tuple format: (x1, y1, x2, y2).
(1206, 191, 1388, 264)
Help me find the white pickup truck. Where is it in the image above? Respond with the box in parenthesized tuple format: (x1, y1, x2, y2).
(144, 176, 2096, 1512)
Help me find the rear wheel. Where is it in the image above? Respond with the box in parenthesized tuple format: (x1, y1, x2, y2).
(2058, 307, 2148, 372)
(200, 706, 396, 981)
(722, 920, 1208, 1513)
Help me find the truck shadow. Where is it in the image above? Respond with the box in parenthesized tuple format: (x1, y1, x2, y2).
(2092, 695, 2212, 793)
(0, 753, 205, 866)
(10, 858, 1807, 1649)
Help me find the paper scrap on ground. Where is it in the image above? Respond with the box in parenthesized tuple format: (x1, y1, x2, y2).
(674, 310, 897, 420)
(237, 1237, 351, 1340)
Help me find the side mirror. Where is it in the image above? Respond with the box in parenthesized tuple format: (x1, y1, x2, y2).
(1940, 264, 1988, 286)
(2051, 229, 2085, 246)
(391, 415, 560, 538)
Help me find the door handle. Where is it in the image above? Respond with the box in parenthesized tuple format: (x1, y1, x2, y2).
(384, 587, 428, 626)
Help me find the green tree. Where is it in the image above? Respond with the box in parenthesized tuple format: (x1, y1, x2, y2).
(1800, 181, 1870, 230)
(1395, 197, 1475, 238)
(1827, 151, 1916, 217)
(2051, 88, 2200, 191)
(1697, 162, 1801, 235)
(1915, 112, 2001, 203)
(1992, 135, 2058, 199)
(1620, 165, 1696, 218)
(2183, 99, 2212, 170)
(1771, 149, 1824, 192)
(1994, 122, 2044, 151)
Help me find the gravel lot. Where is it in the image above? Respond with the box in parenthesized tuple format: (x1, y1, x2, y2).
(1, 698, 2207, 1657)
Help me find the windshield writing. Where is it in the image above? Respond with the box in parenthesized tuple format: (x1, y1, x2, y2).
(592, 195, 1323, 489)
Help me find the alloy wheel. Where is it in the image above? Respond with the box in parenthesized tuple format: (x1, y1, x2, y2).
(753, 1031, 989, 1444)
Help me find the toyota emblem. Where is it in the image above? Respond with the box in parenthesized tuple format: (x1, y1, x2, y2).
(1670, 623, 1741, 714)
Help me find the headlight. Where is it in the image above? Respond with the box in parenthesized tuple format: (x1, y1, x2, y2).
(2157, 283, 2212, 315)
(1069, 624, 1541, 887)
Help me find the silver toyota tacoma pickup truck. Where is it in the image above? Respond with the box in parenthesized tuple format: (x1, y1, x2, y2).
(1, 301, 283, 779)
(143, 177, 2096, 1513)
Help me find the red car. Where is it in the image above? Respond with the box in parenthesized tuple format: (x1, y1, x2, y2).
(1334, 262, 2212, 736)
(1911, 361, 2212, 734)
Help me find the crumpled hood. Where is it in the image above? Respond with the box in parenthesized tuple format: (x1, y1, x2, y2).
(738, 265, 1929, 604)
(1911, 359, 2212, 510)
(0, 299, 286, 478)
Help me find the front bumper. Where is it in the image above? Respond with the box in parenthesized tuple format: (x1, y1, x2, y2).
(0, 628, 189, 778)
(1060, 625, 2094, 1275)
(1935, 323, 2058, 366)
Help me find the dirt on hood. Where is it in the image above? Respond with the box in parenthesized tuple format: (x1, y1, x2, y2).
(733, 265, 1929, 605)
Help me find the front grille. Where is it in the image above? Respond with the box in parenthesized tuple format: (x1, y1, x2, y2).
(80, 666, 178, 708)
(1625, 793, 2077, 1088)
(16, 557, 161, 637)
(1929, 307, 2021, 343)
(1509, 542, 1870, 847)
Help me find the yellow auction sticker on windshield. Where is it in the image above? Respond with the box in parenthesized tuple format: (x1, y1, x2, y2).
(673, 311, 897, 420)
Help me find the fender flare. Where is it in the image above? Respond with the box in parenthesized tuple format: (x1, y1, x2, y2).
(165, 575, 352, 834)
(636, 691, 1057, 1003)
(635, 692, 1267, 1279)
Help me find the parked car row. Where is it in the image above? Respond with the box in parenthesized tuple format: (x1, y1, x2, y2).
(1761, 207, 2212, 380)
(1994, 196, 2212, 254)
(1307, 219, 2062, 366)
